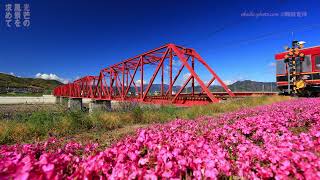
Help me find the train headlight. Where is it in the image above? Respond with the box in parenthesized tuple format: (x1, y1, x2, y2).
(298, 41, 306, 49)
(296, 80, 306, 89)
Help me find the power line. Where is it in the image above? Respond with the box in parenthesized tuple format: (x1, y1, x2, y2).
(183, 2, 291, 48)
(205, 23, 320, 53)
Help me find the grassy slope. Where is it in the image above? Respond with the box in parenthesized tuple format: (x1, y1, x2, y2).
(0, 96, 291, 146)
(0, 73, 62, 90)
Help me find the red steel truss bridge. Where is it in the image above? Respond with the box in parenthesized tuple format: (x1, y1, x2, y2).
(53, 44, 275, 106)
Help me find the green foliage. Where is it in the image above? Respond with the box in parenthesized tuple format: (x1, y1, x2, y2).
(0, 73, 62, 96)
(0, 122, 15, 144)
(177, 96, 290, 119)
(89, 111, 124, 130)
(26, 111, 59, 136)
(0, 110, 94, 144)
(66, 111, 93, 130)
(132, 107, 143, 123)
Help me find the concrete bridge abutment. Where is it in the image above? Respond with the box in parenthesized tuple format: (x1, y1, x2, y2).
(56, 96, 68, 105)
(89, 100, 111, 113)
(67, 98, 83, 111)
(55, 97, 113, 113)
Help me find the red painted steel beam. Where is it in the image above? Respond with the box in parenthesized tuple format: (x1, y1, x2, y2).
(53, 43, 236, 106)
(170, 44, 219, 103)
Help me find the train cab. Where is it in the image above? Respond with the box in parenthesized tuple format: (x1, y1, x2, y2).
(275, 45, 320, 96)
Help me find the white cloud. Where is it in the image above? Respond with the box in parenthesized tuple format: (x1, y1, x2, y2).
(35, 73, 69, 84)
(223, 80, 236, 85)
(214, 74, 248, 85)
(213, 79, 239, 86)
(212, 80, 219, 85)
(175, 73, 193, 86)
(0, 72, 21, 77)
(172, 59, 182, 67)
(164, 65, 179, 74)
(1, 72, 15, 76)
(183, 73, 191, 81)
(135, 79, 146, 86)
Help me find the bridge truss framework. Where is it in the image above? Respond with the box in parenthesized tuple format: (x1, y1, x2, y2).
(54, 44, 237, 106)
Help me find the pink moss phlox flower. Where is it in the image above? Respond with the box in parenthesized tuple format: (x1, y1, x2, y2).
(1, 98, 320, 179)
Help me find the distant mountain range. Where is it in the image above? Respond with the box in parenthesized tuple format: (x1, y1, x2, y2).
(146, 80, 277, 94)
(0, 73, 278, 95)
(225, 80, 277, 92)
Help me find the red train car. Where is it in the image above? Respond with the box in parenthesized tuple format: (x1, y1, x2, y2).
(275, 45, 320, 96)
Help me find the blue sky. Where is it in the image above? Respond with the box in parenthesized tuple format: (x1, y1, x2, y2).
(0, 0, 319, 84)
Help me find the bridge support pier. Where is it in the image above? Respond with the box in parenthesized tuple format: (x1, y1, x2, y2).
(56, 97, 61, 104)
(89, 100, 111, 113)
(56, 97, 68, 104)
(68, 98, 83, 111)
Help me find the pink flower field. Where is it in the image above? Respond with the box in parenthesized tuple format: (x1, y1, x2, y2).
(1, 98, 320, 179)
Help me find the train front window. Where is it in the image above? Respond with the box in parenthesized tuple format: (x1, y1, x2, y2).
(316, 55, 320, 70)
(276, 60, 285, 74)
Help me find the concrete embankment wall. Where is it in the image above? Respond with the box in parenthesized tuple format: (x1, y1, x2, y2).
(0, 95, 57, 104)
(0, 95, 94, 105)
